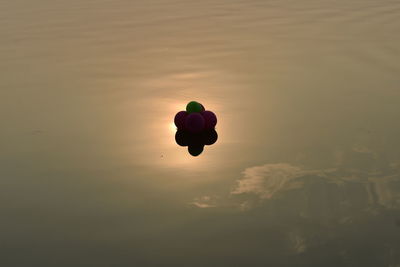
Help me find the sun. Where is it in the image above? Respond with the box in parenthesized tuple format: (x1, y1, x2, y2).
(169, 121, 177, 133)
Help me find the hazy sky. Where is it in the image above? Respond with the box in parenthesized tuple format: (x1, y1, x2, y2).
(1, 0, 400, 266)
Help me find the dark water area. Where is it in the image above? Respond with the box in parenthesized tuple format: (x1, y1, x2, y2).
(1, 0, 400, 266)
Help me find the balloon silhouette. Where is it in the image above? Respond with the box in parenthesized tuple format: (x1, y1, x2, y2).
(174, 101, 218, 157)
(186, 101, 203, 114)
(175, 129, 218, 157)
(202, 111, 217, 129)
(174, 111, 187, 130)
(202, 129, 218, 145)
(188, 144, 204, 157)
(185, 113, 205, 133)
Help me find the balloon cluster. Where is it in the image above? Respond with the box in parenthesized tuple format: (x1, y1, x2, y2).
(174, 101, 218, 156)
(175, 129, 218, 157)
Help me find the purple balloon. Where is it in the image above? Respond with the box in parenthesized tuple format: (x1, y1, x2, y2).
(185, 113, 205, 133)
(174, 111, 187, 130)
(202, 111, 217, 129)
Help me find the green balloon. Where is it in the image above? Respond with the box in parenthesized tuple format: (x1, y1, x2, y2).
(188, 144, 204, 157)
(186, 101, 203, 114)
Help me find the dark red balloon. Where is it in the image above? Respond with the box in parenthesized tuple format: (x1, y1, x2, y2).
(202, 129, 218, 145)
(175, 130, 190, 146)
(174, 111, 187, 130)
(185, 113, 205, 133)
(201, 111, 217, 129)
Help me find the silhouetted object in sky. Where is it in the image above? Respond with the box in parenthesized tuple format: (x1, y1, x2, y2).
(185, 113, 205, 133)
(174, 101, 218, 156)
(174, 101, 218, 133)
(174, 111, 187, 130)
(186, 101, 204, 114)
(175, 129, 218, 157)
(201, 110, 217, 129)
